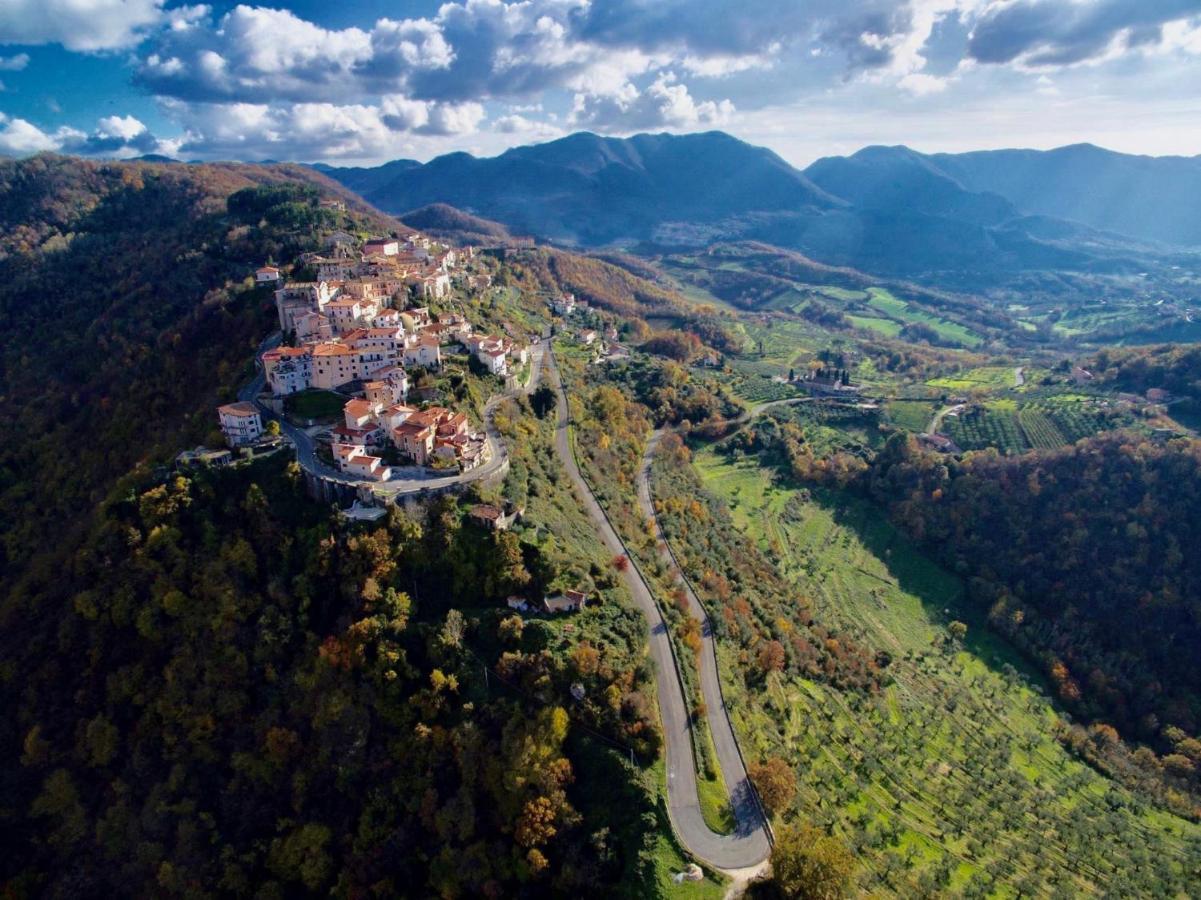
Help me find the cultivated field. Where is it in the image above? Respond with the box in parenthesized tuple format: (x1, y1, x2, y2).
(682, 449, 1201, 896)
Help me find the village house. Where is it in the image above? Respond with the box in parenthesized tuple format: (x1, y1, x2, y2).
(333, 443, 391, 481)
(469, 501, 523, 531)
(544, 589, 588, 614)
(392, 420, 435, 465)
(364, 238, 399, 257)
(294, 311, 333, 342)
(275, 281, 334, 332)
(550, 294, 577, 316)
(580, 329, 597, 346)
(399, 306, 433, 332)
(256, 265, 281, 284)
(262, 346, 313, 395)
(313, 257, 356, 281)
(403, 334, 442, 370)
(217, 401, 263, 447)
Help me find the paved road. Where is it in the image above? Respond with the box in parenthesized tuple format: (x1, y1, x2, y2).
(241, 335, 548, 499)
(638, 429, 773, 858)
(545, 348, 772, 872)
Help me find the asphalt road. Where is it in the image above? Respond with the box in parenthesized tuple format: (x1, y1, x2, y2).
(545, 348, 771, 871)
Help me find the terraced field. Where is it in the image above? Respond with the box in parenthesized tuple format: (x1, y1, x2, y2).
(686, 450, 1201, 896)
(943, 398, 1121, 453)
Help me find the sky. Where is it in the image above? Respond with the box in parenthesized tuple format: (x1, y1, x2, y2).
(0, 0, 1199, 168)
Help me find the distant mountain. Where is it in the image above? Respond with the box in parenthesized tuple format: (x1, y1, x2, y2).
(320, 131, 1199, 285)
(928, 144, 1201, 247)
(319, 131, 842, 247)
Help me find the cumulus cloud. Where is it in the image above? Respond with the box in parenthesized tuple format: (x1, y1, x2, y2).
(571, 72, 735, 131)
(967, 0, 1201, 67)
(0, 0, 194, 51)
(0, 112, 167, 157)
(159, 96, 486, 160)
(0, 53, 30, 71)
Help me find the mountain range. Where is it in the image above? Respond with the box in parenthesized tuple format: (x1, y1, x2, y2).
(317, 131, 1201, 283)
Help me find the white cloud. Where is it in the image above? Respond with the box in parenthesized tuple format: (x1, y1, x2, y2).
(572, 72, 734, 132)
(0, 113, 61, 154)
(0, 113, 142, 156)
(0, 0, 184, 51)
(0, 53, 30, 71)
(162, 96, 487, 160)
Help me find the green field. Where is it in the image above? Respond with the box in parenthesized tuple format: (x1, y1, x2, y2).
(849, 314, 903, 337)
(686, 449, 1201, 895)
(283, 388, 345, 420)
(866, 288, 983, 348)
(885, 399, 939, 433)
(927, 366, 1020, 392)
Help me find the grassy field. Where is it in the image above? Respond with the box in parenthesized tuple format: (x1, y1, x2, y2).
(885, 399, 938, 433)
(686, 448, 1201, 896)
(927, 366, 1020, 392)
(867, 288, 983, 348)
(283, 388, 345, 420)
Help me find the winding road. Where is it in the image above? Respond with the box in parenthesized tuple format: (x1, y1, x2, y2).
(545, 348, 772, 872)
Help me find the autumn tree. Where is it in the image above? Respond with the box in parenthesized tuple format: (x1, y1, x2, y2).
(770, 823, 856, 900)
(750, 756, 797, 816)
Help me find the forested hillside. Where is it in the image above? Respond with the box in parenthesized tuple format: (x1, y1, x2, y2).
(867, 432, 1201, 790)
(2, 454, 665, 896)
(0, 155, 387, 590)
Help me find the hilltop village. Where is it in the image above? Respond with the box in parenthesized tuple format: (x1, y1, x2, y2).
(216, 229, 586, 488)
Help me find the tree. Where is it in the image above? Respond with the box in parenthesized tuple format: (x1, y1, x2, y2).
(757, 640, 786, 675)
(530, 385, 556, 419)
(770, 823, 856, 900)
(750, 757, 797, 816)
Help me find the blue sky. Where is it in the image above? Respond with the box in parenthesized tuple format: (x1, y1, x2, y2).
(0, 0, 1199, 166)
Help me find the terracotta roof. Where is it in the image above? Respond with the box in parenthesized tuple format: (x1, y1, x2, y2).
(344, 399, 375, 418)
(311, 343, 354, 357)
(218, 401, 259, 417)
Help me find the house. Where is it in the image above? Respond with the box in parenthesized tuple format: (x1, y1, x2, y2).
(550, 294, 576, 316)
(392, 421, 435, 465)
(364, 238, 399, 257)
(506, 596, 532, 612)
(473, 335, 510, 375)
(399, 306, 432, 331)
(263, 346, 313, 395)
(919, 432, 962, 454)
(333, 443, 391, 481)
(217, 401, 263, 447)
(580, 329, 597, 346)
(403, 334, 442, 370)
(470, 501, 523, 531)
(256, 266, 281, 283)
(294, 311, 332, 342)
(343, 398, 381, 429)
(544, 589, 587, 613)
(324, 231, 356, 250)
(275, 281, 334, 332)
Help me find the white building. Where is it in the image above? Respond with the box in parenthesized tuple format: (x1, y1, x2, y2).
(333, 443, 392, 481)
(402, 335, 442, 370)
(256, 266, 281, 283)
(217, 402, 263, 447)
(364, 238, 399, 257)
